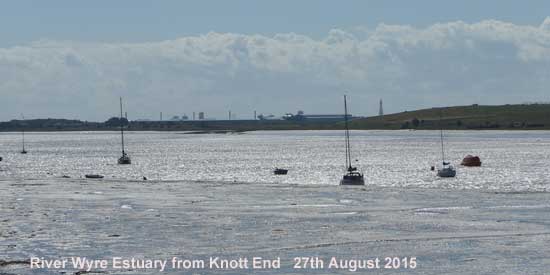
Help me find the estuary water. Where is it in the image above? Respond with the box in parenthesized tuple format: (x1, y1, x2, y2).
(0, 130, 549, 191)
(2, 130, 550, 275)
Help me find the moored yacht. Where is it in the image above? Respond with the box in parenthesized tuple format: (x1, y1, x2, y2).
(437, 112, 456, 178)
(20, 115, 27, 154)
(274, 168, 288, 175)
(117, 97, 131, 165)
(340, 95, 365, 186)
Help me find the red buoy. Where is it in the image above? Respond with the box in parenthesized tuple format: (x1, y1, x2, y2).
(461, 155, 482, 167)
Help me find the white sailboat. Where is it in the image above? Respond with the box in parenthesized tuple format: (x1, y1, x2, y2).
(117, 97, 131, 165)
(340, 95, 365, 185)
(437, 112, 456, 178)
(20, 114, 27, 154)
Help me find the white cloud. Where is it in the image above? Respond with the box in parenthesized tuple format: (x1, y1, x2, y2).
(1, 18, 550, 120)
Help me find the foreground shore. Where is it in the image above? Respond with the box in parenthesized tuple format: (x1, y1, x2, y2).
(1, 178, 550, 274)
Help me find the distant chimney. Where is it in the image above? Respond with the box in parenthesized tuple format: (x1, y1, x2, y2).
(379, 99, 384, 116)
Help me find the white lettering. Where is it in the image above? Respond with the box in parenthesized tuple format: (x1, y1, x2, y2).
(209, 257, 249, 269)
(71, 257, 107, 272)
(29, 257, 68, 269)
(171, 257, 205, 269)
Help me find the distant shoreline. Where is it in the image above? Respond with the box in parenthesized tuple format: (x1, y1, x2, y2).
(2, 103, 550, 132)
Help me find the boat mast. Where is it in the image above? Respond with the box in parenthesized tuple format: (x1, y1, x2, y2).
(439, 111, 445, 165)
(21, 114, 25, 152)
(120, 97, 125, 155)
(344, 95, 352, 170)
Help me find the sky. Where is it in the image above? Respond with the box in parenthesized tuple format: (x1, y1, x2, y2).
(1, 0, 550, 121)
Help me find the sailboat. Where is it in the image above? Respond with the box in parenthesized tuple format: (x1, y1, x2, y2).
(20, 115, 27, 154)
(117, 97, 131, 165)
(437, 112, 456, 178)
(340, 95, 365, 185)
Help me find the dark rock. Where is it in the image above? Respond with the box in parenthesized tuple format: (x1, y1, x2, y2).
(0, 259, 30, 267)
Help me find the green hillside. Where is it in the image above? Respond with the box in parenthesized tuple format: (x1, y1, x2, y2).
(349, 104, 550, 130)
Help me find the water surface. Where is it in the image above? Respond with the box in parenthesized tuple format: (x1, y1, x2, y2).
(1, 130, 549, 191)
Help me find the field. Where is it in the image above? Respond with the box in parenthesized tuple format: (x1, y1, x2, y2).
(350, 104, 550, 130)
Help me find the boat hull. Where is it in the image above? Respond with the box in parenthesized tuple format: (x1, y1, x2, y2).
(118, 155, 131, 165)
(274, 169, 288, 175)
(85, 174, 104, 179)
(437, 168, 456, 178)
(340, 178, 365, 185)
(340, 174, 365, 185)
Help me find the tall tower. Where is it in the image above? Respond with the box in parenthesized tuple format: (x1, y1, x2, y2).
(378, 99, 384, 116)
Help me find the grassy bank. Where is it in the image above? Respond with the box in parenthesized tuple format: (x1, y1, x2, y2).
(349, 103, 550, 130)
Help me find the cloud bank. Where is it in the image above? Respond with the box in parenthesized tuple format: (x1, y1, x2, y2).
(1, 19, 550, 120)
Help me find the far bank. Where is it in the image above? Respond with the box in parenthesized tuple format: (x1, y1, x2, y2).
(1, 103, 549, 132)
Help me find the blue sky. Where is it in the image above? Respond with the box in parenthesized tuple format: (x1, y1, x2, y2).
(1, 1, 549, 120)
(2, 0, 549, 46)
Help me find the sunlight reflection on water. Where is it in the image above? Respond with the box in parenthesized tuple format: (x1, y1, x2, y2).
(0, 130, 549, 191)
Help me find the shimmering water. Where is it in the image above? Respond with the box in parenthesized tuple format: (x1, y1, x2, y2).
(0, 130, 549, 191)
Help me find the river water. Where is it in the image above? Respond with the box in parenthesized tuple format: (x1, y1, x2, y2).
(1, 130, 549, 191)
